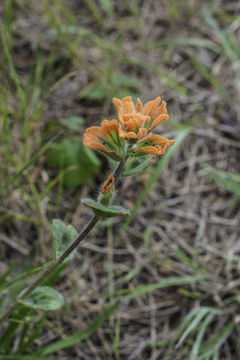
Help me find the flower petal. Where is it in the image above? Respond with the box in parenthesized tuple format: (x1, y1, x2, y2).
(144, 134, 173, 144)
(136, 98, 143, 113)
(135, 142, 173, 155)
(135, 145, 164, 154)
(138, 128, 148, 137)
(101, 119, 119, 137)
(150, 100, 168, 118)
(122, 96, 132, 102)
(124, 118, 139, 131)
(84, 126, 102, 140)
(118, 127, 139, 139)
(84, 140, 114, 153)
(113, 96, 135, 114)
(148, 113, 169, 131)
(143, 97, 161, 115)
(112, 97, 122, 111)
(122, 101, 135, 114)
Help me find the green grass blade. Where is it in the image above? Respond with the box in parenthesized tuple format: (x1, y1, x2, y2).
(144, 38, 221, 53)
(190, 312, 215, 360)
(175, 249, 202, 272)
(0, 266, 14, 285)
(120, 274, 207, 302)
(113, 313, 121, 359)
(204, 164, 240, 196)
(84, 0, 104, 23)
(175, 308, 211, 349)
(17, 314, 47, 353)
(198, 322, 235, 357)
(1, 133, 61, 194)
(0, 262, 51, 294)
(204, 13, 240, 61)
(0, 25, 26, 109)
(36, 302, 119, 355)
(186, 50, 230, 101)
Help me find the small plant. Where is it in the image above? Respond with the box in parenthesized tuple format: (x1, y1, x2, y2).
(0, 96, 175, 329)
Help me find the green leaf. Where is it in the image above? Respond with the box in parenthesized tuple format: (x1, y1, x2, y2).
(81, 198, 130, 217)
(47, 139, 100, 188)
(122, 156, 150, 177)
(59, 116, 84, 131)
(19, 286, 64, 311)
(52, 219, 78, 262)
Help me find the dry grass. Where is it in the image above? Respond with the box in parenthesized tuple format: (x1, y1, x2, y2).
(0, 0, 240, 359)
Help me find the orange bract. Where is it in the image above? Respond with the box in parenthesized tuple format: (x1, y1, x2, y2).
(101, 173, 114, 195)
(112, 96, 169, 133)
(83, 119, 119, 153)
(135, 134, 175, 155)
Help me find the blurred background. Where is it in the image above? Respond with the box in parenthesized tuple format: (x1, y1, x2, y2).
(0, 0, 240, 358)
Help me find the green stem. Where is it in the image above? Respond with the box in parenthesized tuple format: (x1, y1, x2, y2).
(0, 215, 99, 326)
(0, 161, 125, 326)
(113, 160, 125, 179)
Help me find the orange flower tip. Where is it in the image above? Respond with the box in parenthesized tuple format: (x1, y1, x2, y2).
(112, 97, 121, 107)
(135, 146, 161, 155)
(83, 139, 114, 153)
(139, 128, 148, 137)
(119, 128, 139, 139)
(122, 96, 132, 102)
(101, 119, 119, 137)
(101, 173, 114, 195)
(143, 97, 161, 116)
(85, 126, 101, 134)
(148, 114, 169, 131)
(136, 98, 143, 112)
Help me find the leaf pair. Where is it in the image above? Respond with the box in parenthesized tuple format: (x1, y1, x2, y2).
(82, 198, 130, 218)
(19, 219, 79, 311)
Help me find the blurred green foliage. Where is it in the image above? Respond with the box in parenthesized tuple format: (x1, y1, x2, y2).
(47, 139, 100, 188)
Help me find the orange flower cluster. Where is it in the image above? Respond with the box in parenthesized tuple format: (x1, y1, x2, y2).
(83, 96, 175, 157)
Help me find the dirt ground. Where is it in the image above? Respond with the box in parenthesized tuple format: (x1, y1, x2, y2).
(0, 0, 240, 359)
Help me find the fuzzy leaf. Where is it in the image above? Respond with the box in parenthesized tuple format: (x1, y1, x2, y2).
(122, 156, 150, 177)
(81, 198, 130, 217)
(52, 219, 78, 262)
(19, 286, 64, 311)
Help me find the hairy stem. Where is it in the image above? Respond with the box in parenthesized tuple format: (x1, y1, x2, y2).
(0, 161, 125, 326)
